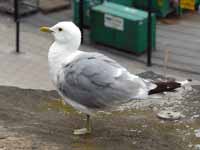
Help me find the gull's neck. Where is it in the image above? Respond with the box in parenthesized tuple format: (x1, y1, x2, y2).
(48, 41, 82, 84)
(48, 41, 80, 63)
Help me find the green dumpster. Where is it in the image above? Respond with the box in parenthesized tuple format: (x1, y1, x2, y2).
(108, 0, 133, 6)
(109, 0, 174, 17)
(90, 2, 156, 54)
(195, 0, 200, 7)
(134, 0, 173, 17)
(73, 0, 102, 27)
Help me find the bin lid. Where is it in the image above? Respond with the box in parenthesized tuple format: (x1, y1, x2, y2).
(92, 2, 148, 21)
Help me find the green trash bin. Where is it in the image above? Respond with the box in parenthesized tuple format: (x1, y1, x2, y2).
(108, 0, 134, 6)
(134, 0, 173, 17)
(90, 2, 156, 54)
(196, 0, 200, 8)
(109, 0, 174, 17)
(73, 0, 102, 27)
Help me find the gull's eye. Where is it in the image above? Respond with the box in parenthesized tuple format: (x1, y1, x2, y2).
(58, 28, 63, 32)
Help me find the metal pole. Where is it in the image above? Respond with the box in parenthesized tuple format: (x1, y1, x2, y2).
(79, 0, 84, 43)
(14, 0, 20, 53)
(147, 0, 152, 66)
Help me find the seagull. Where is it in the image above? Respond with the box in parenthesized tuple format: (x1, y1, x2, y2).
(40, 22, 190, 135)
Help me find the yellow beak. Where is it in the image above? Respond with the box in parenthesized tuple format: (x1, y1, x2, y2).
(40, 26, 53, 33)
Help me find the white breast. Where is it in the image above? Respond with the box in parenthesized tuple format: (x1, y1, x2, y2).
(48, 42, 83, 86)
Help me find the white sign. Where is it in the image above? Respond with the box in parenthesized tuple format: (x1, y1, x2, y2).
(104, 14, 124, 31)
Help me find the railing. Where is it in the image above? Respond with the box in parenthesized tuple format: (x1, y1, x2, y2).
(14, 0, 38, 53)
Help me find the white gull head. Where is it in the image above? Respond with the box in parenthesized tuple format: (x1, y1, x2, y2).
(50, 21, 81, 50)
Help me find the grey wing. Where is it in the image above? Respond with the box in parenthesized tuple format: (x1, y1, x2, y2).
(57, 52, 151, 109)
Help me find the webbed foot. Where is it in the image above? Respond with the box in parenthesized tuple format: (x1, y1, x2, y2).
(73, 115, 92, 135)
(73, 128, 91, 135)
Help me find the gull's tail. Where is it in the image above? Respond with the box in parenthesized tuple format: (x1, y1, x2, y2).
(148, 79, 192, 95)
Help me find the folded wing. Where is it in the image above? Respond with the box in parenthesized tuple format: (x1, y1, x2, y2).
(57, 52, 155, 109)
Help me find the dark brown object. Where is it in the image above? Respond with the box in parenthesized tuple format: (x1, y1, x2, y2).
(148, 81, 181, 95)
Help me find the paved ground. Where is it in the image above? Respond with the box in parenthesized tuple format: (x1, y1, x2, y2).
(141, 12, 200, 75)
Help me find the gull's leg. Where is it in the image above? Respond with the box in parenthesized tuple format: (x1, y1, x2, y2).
(86, 115, 92, 132)
(73, 115, 92, 135)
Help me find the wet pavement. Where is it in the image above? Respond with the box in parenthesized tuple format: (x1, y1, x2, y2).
(0, 75, 199, 150)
